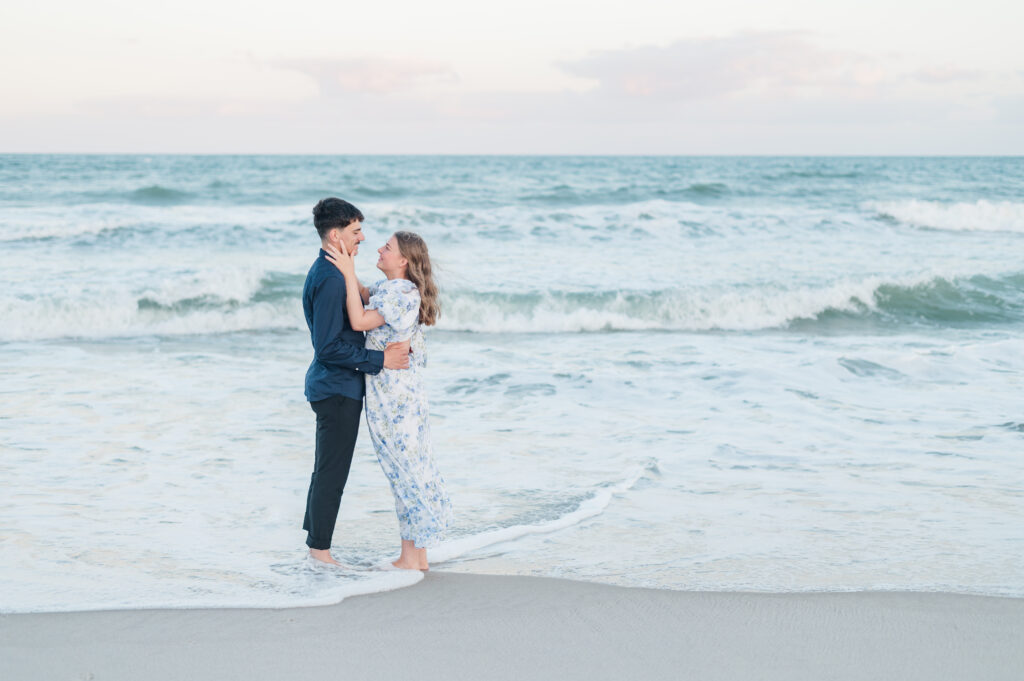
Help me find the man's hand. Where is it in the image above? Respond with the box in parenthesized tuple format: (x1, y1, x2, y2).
(383, 341, 410, 370)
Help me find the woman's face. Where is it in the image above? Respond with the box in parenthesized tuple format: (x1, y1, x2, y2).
(377, 235, 407, 273)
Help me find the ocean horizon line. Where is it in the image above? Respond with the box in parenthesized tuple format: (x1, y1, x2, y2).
(3, 151, 1024, 158)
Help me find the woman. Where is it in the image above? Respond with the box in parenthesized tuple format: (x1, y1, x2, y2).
(325, 232, 452, 570)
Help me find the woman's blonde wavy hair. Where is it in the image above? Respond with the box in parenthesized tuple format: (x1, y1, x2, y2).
(394, 231, 440, 326)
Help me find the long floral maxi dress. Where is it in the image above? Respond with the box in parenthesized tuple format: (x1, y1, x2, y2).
(364, 278, 452, 548)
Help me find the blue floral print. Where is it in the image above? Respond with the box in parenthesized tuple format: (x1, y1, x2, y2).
(364, 278, 452, 548)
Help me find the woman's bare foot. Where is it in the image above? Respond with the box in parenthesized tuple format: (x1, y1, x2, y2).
(392, 540, 429, 571)
(309, 548, 341, 565)
(391, 558, 422, 570)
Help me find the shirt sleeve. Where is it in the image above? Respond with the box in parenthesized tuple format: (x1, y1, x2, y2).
(310, 276, 384, 374)
(367, 281, 420, 334)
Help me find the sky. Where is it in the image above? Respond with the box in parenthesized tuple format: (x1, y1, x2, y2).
(1, 0, 1022, 154)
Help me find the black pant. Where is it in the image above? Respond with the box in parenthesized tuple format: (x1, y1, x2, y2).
(303, 394, 363, 550)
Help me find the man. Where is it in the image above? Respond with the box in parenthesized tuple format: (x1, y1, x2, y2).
(302, 197, 410, 565)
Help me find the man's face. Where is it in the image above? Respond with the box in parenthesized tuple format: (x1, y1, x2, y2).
(337, 220, 365, 256)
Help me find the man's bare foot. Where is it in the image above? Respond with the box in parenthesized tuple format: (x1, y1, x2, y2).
(309, 548, 340, 565)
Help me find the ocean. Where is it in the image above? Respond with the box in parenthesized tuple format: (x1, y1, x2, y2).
(1, 154, 1022, 613)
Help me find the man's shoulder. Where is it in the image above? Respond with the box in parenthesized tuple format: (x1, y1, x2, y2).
(306, 257, 344, 288)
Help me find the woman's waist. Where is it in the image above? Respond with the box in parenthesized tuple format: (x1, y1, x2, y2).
(366, 329, 424, 352)
(367, 365, 425, 387)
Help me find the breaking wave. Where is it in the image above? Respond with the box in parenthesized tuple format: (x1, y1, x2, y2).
(871, 199, 1024, 233)
(0, 270, 306, 342)
(439, 273, 1024, 333)
(2, 269, 1021, 341)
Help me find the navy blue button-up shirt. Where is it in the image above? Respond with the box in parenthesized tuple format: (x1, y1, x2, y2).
(303, 249, 384, 402)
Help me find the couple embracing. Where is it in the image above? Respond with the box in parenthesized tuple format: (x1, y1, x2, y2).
(301, 197, 452, 571)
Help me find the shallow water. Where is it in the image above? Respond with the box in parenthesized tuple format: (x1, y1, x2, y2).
(1, 155, 1022, 612)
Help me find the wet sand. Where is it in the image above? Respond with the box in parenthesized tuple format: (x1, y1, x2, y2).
(2, 572, 1022, 680)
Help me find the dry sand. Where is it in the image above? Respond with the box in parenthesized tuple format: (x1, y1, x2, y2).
(3, 572, 1022, 680)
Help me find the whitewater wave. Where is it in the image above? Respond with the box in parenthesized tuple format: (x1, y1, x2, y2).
(3, 463, 654, 613)
(0, 217, 133, 242)
(871, 199, 1024, 233)
(438, 273, 1024, 333)
(3, 268, 1021, 341)
(0, 296, 302, 342)
(0, 269, 306, 342)
(2, 560, 425, 614)
(429, 462, 654, 564)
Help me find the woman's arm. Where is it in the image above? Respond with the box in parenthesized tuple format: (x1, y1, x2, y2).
(324, 244, 385, 331)
(345, 273, 384, 331)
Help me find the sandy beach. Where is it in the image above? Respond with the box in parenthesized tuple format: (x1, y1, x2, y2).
(2, 572, 1022, 681)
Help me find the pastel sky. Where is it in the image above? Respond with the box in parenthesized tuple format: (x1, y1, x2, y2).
(2, 0, 1022, 153)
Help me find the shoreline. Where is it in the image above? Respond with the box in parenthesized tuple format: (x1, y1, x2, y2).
(3, 572, 1022, 681)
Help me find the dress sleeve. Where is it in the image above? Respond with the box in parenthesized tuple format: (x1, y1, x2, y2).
(368, 281, 420, 333)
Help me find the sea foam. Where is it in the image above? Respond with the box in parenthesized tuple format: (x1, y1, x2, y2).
(3, 269, 1021, 341)
(429, 463, 653, 564)
(871, 199, 1024, 233)
(438, 272, 1024, 333)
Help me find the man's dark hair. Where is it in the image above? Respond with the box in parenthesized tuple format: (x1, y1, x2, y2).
(312, 198, 364, 239)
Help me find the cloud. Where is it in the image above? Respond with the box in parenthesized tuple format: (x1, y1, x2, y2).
(913, 65, 983, 84)
(276, 57, 456, 96)
(558, 32, 872, 100)
(5, 32, 1023, 153)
